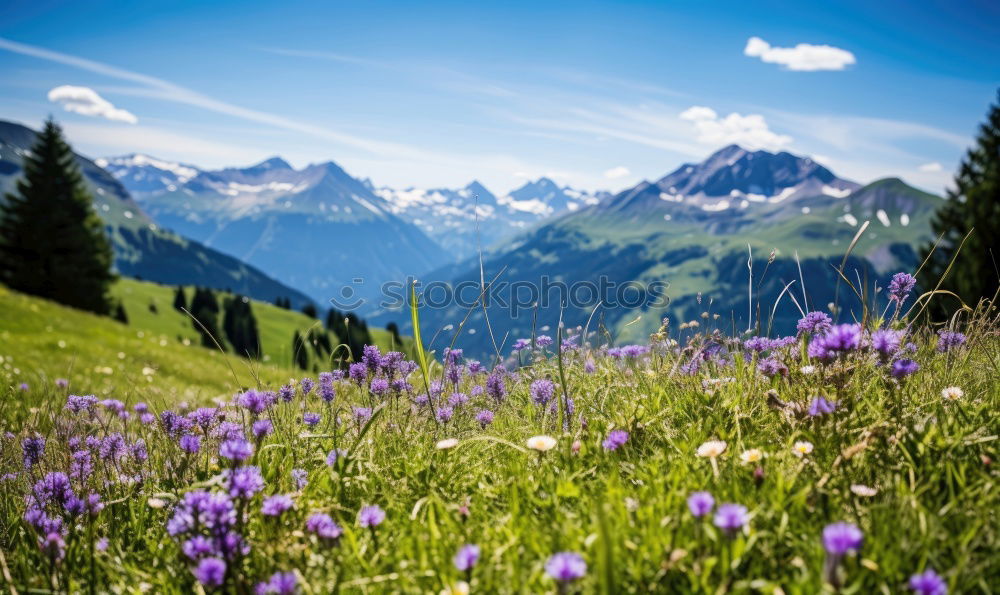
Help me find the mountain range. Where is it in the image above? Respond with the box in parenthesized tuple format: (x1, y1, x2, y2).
(2, 116, 944, 357)
(366, 145, 942, 356)
(0, 120, 313, 308)
(100, 153, 606, 304)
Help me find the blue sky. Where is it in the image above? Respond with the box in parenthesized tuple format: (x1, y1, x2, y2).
(1, 0, 997, 194)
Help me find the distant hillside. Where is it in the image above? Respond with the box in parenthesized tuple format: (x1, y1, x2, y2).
(0, 120, 314, 309)
(111, 277, 408, 370)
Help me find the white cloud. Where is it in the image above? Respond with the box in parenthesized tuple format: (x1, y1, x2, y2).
(918, 161, 943, 172)
(680, 105, 792, 151)
(603, 166, 630, 179)
(744, 37, 856, 71)
(47, 85, 137, 123)
(679, 106, 718, 121)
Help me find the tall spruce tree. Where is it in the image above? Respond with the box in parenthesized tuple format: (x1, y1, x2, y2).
(173, 286, 188, 312)
(189, 287, 226, 350)
(0, 118, 115, 314)
(223, 295, 261, 359)
(291, 330, 309, 370)
(921, 92, 1000, 315)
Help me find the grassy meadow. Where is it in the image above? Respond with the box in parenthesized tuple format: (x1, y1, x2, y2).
(0, 279, 998, 593)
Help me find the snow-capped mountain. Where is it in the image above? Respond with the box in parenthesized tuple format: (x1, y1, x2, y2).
(97, 153, 202, 197)
(601, 144, 859, 216)
(107, 156, 448, 306)
(375, 177, 608, 258)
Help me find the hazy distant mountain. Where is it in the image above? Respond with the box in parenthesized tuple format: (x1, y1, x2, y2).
(0, 120, 313, 308)
(369, 145, 942, 357)
(106, 155, 449, 305)
(97, 153, 202, 198)
(375, 177, 608, 259)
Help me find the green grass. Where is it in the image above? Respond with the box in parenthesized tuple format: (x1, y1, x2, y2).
(0, 288, 997, 593)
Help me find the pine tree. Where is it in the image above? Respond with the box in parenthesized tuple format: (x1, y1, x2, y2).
(114, 302, 129, 324)
(0, 118, 115, 314)
(190, 287, 225, 351)
(302, 303, 318, 319)
(921, 92, 1000, 315)
(223, 295, 261, 359)
(173, 286, 188, 312)
(292, 330, 309, 370)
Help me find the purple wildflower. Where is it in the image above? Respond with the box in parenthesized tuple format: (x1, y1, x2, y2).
(530, 379, 555, 405)
(370, 378, 390, 397)
(909, 569, 947, 595)
(358, 505, 385, 528)
(757, 356, 788, 378)
(512, 338, 531, 353)
(258, 571, 298, 595)
(299, 377, 314, 395)
(305, 513, 342, 541)
(227, 466, 265, 499)
(183, 536, 214, 560)
(891, 358, 920, 379)
(261, 494, 294, 517)
(66, 394, 98, 414)
(713, 503, 749, 535)
(871, 329, 904, 359)
(936, 330, 966, 353)
(808, 324, 862, 360)
(302, 413, 321, 427)
(545, 552, 586, 582)
(797, 311, 833, 336)
(219, 438, 253, 463)
(352, 407, 373, 424)
(454, 544, 480, 572)
(180, 434, 202, 454)
(291, 469, 308, 490)
(807, 396, 837, 417)
(475, 409, 494, 428)
(236, 389, 270, 415)
(436, 406, 454, 423)
(602, 430, 629, 451)
(348, 362, 367, 386)
(278, 384, 295, 402)
(193, 557, 227, 587)
(22, 436, 45, 469)
(535, 335, 553, 348)
(888, 272, 917, 303)
(687, 491, 715, 518)
(822, 522, 863, 556)
(252, 419, 273, 440)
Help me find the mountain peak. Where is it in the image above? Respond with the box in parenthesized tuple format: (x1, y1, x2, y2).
(250, 156, 292, 171)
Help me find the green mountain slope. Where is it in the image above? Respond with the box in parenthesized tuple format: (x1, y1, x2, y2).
(0, 279, 408, 403)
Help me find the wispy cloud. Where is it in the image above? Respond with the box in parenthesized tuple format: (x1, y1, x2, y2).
(680, 105, 792, 150)
(47, 85, 137, 123)
(603, 166, 630, 179)
(744, 37, 856, 71)
(918, 161, 943, 172)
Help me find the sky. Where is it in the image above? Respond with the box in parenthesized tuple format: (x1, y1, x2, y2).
(1, 0, 998, 195)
